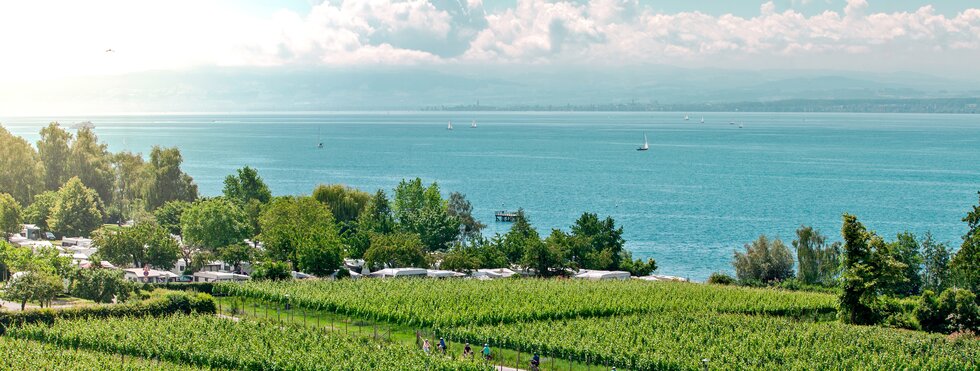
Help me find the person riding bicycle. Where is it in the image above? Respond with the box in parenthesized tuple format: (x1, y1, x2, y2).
(530, 353, 541, 370)
(463, 342, 473, 358)
(438, 337, 447, 354)
(482, 343, 491, 360)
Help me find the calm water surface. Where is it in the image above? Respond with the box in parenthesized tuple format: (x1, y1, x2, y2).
(3, 112, 979, 280)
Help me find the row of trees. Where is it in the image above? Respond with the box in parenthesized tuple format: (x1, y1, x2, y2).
(0, 123, 197, 237)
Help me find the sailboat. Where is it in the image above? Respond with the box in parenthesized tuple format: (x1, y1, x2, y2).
(316, 127, 324, 148)
(447, 120, 454, 130)
(684, 114, 690, 121)
(700, 115, 704, 124)
(470, 120, 477, 128)
(637, 133, 649, 151)
(738, 122, 744, 129)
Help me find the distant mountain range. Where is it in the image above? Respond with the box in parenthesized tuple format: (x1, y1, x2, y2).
(4, 66, 979, 114)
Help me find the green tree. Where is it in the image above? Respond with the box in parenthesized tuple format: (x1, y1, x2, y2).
(92, 222, 180, 269)
(0, 125, 43, 205)
(108, 151, 146, 223)
(793, 225, 842, 286)
(144, 146, 198, 211)
(839, 214, 906, 325)
(218, 243, 255, 274)
(0, 193, 21, 240)
(3, 270, 63, 309)
(523, 229, 569, 277)
(915, 288, 980, 334)
(181, 198, 251, 252)
(951, 191, 980, 292)
(67, 127, 114, 207)
(920, 232, 952, 293)
(571, 212, 626, 271)
(359, 189, 396, 235)
(22, 191, 57, 232)
(250, 261, 291, 281)
(154, 200, 190, 236)
(259, 196, 342, 275)
(619, 250, 658, 276)
(47, 177, 104, 238)
(448, 192, 485, 239)
(441, 244, 483, 272)
(70, 267, 134, 304)
(223, 166, 272, 204)
(885, 232, 923, 297)
(363, 232, 427, 269)
(37, 122, 72, 191)
(733, 235, 795, 284)
(312, 184, 371, 224)
(501, 209, 539, 265)
(393, 179, 459, 251)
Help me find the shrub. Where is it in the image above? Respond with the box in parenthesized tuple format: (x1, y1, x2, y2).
(707, 272, 736, 285)
(915, 288, 980, 334)
(733, 235, 795, 284)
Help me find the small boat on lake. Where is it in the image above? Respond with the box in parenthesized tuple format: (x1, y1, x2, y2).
(447, 120, 454, 130)
(700, 116, 704, 124)
(470, 120, 477, 128)
(684, 114, 690, 121)
(637, 133, 649, 151)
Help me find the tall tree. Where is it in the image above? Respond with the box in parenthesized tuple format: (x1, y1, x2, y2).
(153, 200, 190, 236)
(67, 127, 114, 207)
(920, 232, 952, 293)
(951, 191, 980, 292)
(793, 225, 842, 286)
(447, 192, 485, 239)
(108, 151, 146, 223)
(501, 209, 538, 264)
(571, 212, 626, 271)
(523, 229, 569, 276)
(259, 196, 342, 275)
(180, 198, 251, 251)
(92, 221, 180, 269)
(733, 235, 795, 284)
(22, 191, 57, 232)
(885, 232, 923, 297)
(838, 214, 906, 325)
(0, 193, 22, 241)
(144, 146, 198, 211)
(47, 177, 104, 238)
(312, 184, 370, 224)
(0, 125, 43, 205)
(224, 166, 272, 204)
(37, 122, 72, 191)
(392, 179, 458, 251)
(363, 232, 427, 270)
(358, 189, 395, 235)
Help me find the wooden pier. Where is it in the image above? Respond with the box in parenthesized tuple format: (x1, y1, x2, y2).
(495, 211, 519, 222)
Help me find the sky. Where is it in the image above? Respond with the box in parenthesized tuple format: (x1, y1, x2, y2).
(1, 0, 979, 113)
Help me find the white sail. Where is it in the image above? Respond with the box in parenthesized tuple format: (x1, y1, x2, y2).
(642, 133, 649, 150)
(700, 116, 704, 123)
(684, 114, 690, 121)
(447, 120, 453, 130)
(471, 120, 477, 128)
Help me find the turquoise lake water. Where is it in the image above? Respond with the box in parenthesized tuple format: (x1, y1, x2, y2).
(3, 112, 979, 280)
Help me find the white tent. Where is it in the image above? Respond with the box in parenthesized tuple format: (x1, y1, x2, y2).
(368, 267, 427, 278)
(636, 274, 689, 282)
(426, 269, 466, 278)
(476, 268, 518, 278)
(574, 270, 631, 281)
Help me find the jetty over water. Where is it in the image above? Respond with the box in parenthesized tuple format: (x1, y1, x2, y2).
(495, 211, 519, 222)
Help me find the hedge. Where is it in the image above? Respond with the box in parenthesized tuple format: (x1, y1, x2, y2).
(143, 282, 216, 295)
(0, 291, 215, 334)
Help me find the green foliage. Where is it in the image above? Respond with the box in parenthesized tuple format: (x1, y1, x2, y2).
(364, 232, 428, 269)
(0, 193, 21, 239)
(885, 231, 923, 297)
(0, 125, 42, 205)
(153, 199, 190, 236)
(144, 146, 198, 210)
(259, 196, 342, 275)
(358, 189, 396, 235)
(619, 250, 658, 276)
(393, 178, 459, 251)
(3, 270, 63, 309)
(916, 288, 980, 334)
(793, 225, 842, 286)
(108, 151, 146, 223)
(181, 197, 251, 251)
(218, 243, 255, 273)
(67, 127, 114, 207)
(249, 261, 292, 281)
(21, 190, 56, 232)
(47, 177, 104, 238)
(501, 209, 538, 264)
(70, 267, 135, 303)
(312, 183, 370, 223)
(447, 191, 485, 238)
(522, 229, 568, 276)
(0, 337, 201, 370)
(839, 214, 908, 325)
(921, 232, 953, 293)
(707, 272, 736, 285)
(92, 221, 180, 269)
(441, 244, 483, 272)
(952, 191, 980, 292)
(223, 165, 272, 204)
(570, 212, 626, 271)
(7, 315, 486, 371)
(36, 122, 72, 191)
(733, 234, 795, 284)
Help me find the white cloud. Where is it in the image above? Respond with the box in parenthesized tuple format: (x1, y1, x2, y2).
(1, 0, 979, 82)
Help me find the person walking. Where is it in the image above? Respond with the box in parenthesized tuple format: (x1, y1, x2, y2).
(422, 339, 431, 354)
